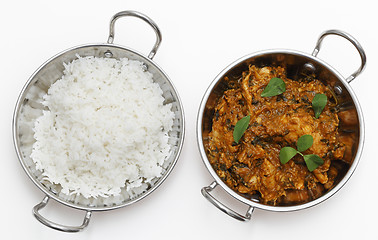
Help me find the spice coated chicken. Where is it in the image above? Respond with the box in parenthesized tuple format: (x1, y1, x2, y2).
(206, 65, 353, 205)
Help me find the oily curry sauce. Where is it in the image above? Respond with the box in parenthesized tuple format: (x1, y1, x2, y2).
(206, 65, 353, 205)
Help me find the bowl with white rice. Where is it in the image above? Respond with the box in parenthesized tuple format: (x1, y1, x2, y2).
(13, 11, 185, 232)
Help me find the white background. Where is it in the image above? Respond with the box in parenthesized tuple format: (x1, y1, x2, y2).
(1, 0, 377, 239)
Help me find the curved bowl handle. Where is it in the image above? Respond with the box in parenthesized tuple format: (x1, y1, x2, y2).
(32, 196, 92, 233)
(311, 29, 367, 83)
(201, 181, 254, 222)
(107, 10, 162, 60)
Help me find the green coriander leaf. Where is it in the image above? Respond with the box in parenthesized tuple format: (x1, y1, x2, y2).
(261, 77, 286, 97)
(312, 93, 327, 119)
(279, 147, 298, 164)
(297, 134, 313, 152)
(233, 115, 250, 143)
(303, 154, 324, 172)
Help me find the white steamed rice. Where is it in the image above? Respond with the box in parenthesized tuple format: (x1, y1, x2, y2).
(30, 55, 175, 199)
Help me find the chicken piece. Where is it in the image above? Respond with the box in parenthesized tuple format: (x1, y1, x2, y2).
(338, 108, 358, 128)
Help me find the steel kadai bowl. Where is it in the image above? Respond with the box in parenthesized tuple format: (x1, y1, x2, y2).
(13, 11, 185, 232)
(197, 30, 366, 221)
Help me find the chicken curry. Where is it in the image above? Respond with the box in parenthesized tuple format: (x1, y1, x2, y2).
(206, 65, 354, 205)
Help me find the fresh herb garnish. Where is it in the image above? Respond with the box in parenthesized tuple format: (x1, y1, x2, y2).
(296, 134, 313, 152)
(261, 77, 286, 97)
(312, 93, 327, 119)
(279, 147, 298, 164)
(303, 154, 324, 172)
(233, 115, 250, 144)
(279, 134, 324, 172)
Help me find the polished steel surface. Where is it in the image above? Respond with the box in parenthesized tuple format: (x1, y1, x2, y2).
(201, 181, 254, 222)
(13, 11, 184, 232)
(107, 10, 162, 60)
(33, 196, 92, 233)
(312, 29, 367, 83)
(198, 30, 365, 220)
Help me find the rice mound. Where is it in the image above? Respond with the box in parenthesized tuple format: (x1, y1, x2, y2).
(30, 55, 175, 199)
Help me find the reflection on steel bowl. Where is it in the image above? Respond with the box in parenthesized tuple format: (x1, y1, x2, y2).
(198, 30, 366, 221)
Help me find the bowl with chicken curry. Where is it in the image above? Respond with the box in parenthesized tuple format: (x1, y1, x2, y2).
(198, 30, 366, 221)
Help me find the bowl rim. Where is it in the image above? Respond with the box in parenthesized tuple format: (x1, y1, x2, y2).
(13, 42, 186, 211)
(197, 48, 365, 212)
